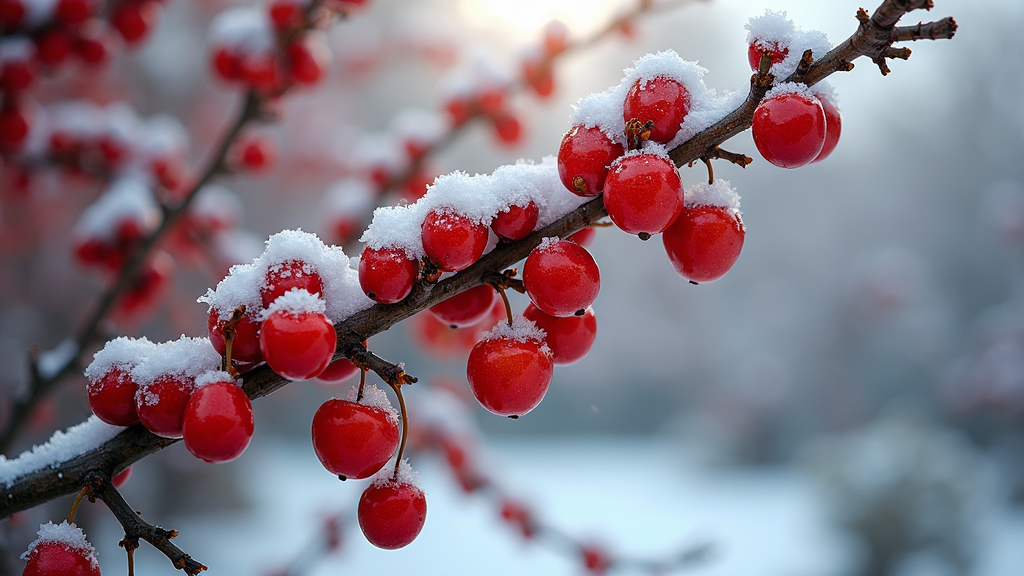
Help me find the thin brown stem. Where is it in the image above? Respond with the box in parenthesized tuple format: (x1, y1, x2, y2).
(388, 381, 410, 479)
(700, 157, 714, 184)
(356, 368, 366, 402)
(67, 485, 92, 524)
(497, 288, 513, 326)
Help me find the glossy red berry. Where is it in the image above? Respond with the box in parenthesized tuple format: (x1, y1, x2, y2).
(421, 209, 488, 272)
(112, 466, 132, 488)
(358, 480, 427, 549)
(523, 239, 600, 317)
(261, 260, 323, 308)
(491, 201, 538, 241)
(358, 246, 419, 304)
(663, 205, 745, 283)
(182, 380, 254, 463)
(747, 40, 789, 71)
(557, 125, 624, 197)
(316, 358, 359, 385)
(22, 541, 99, 576)
(111, 0, 159, 44)
(312, 398, 399, 479)
(88, 368, 140, 426)
(751, 92, 826, 169)
(523, 304, 597, 365)
(0, 0, 25, 28)
(429, 285, 496, 327)
(622, 76, 690, 144)
(260, 308, 336, 380)
(812, 94, 841, 163)
(468, 334, 553, 417)
(603, 153, 683, 235)
(135, 375, 195, 438)
(207, 309, 263, 364)
(568, 226, 596, 247)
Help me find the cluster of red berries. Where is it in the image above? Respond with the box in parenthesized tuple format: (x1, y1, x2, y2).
(85, 336, 255, 463)
(209, 4, 334, 93)
(72, 178, 161, 274)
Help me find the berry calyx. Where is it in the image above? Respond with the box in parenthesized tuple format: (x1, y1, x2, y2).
(747, 40, 789, 71)
(182, 377, 254, 463)
(663, 204, 745, 283)
(557, 125, 624, 197)
(490, 201, 539, 241)
(622, 76, 690, 144)
(358, 246, 419, 304)
(421, 209, 488, 272)
(88, 368, 141, 426)
(429, 285, 497, 328)
(467, 318, 553, 417)
(523, 304, 597, 365)
(358, 478, 427, 549)
(311, 393, 400, 479)
(135, 375, 195, 438)
(751, 90, 826, 169)
(812, 92, 841, 163)
(523, 239, 600, 317)
(259, 298, 336, 381)
(603, 153, 683, 236)
(261, 259, 323, 308)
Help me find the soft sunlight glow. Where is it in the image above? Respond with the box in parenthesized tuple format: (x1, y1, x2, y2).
(459, 0, 622, 38)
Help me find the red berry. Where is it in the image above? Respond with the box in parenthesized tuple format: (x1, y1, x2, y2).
(409, 311, 481, 358)
(663, 204, 745, 283)
(182, 379, 254, 463)
(34, 29, 72, 67)
(111, 0, 159, 44)
(0, 60, 33, 91)
(467, 334, 553, 417)
(113, 251, 174, 321)
(287, 35, 330, 85)
(557, 125, 624, 197)
(751, 92, 826, 169)
(429, 284, 496, 327)
(523, 239, 600, 317)
(22, 541, 100, 576)
(358, 246, 419, 304)
(88, 368, 140, 426)
(812, 93, 841, 163)
(316, 358, 359, 385)
(112, 466, 132, 487)
(492, 113, 521, 145)
(568, 226, 596, 247)
(262, 260, 323, 308)
(237, 133, 277, 171)
(207, 309, 263, 364)
(312, 397, 399, 479)
(358, 480, 427, 549)
(603, 153, 683, 235)
(212, 46, 243, 81)
(268, 0, 303, 30)
(135, 375, 195, 438)
(522, 57, 554, 98)
(0, 0, 25, 27)
(500, 499, 534, 538)
(622, 76, 690, 144)
(523, 304, 597, 365)
(491, 201, 538, 241)
(259, 308, 336, 380)
(0, 105, 29, 153)
(55, 0, 92, 25)
(747, 40, 789, 72)
(445, 96, 473, 126)
(582, 545, 610, 575)
(421, 209, 488, 272)
(241, 53, 284, 92)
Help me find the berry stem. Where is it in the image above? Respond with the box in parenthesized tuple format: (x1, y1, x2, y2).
(701, 157, 714, 185)
(67, 485, 92, 524)
(388, 381, 410, 480)
(221, 305, 246, 377)
(497, 287, 514, 326)
(356, 368, 366, 402)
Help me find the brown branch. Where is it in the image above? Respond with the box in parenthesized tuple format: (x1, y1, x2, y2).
(893, 17, 957, 41)
(0, 0, 955, 519)
(83, 471, 207, 575)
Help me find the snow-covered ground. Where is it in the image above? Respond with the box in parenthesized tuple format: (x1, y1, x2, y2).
(89, 436, 1024, 576)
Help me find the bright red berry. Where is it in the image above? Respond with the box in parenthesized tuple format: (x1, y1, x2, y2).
(112, 466, 132, 487)
(467, 330, 553, 417)
(111, 0, 159, 44)
(212, 46, 243, 82)
(312, 396, 399, 479)
(22, 540, 100, 576)
(603, 153, 683, 236)
(557, 125, 624, 197)
(491, 201, 538, 241)
(429, 285, 496, 327)
(751, 91, 826, 169)
(663, 204, 745, 283)
(88, 368, 140, 426)
(236, 133, 277, 172)
(287, 35, 330, 85)
(268, 0, 303, 30)
(316, 358, 359, 385)
(208, 309, 263, 364)
(262, 260, 323, 308)
(568, 226, 596, 247)
(622, 76, 690, 144)
(182, 378, 254, 463)
(492, 113, 521, 146)
(812, 93, 841, 163)
(259, 303, 336, 381)
(421, 209, 488, 272)
(358, 246, 419, 304)
(358, 480, 427, 549)
(135, 375, 195, 438)
(523, 239, 600, 317)
(747, 40, 789, 71)
(523, 304, 597, 365)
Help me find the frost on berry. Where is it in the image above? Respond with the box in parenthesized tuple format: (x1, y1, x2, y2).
(22, 521, 98, 568)
(744, 10, 832, 78)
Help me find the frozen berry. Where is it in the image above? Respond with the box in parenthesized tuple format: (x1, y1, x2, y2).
(751, 91, 825, 169)
(135, 375, 195, 438)
(467, 333, 553, 417)
(491, 201, 538, 241)
(359, 246, 419, 304)
(421, 209, 488, 272)
(182, 378, 254, 463)
(557, 125, 623, 197)
(260, 305, 336, 381)
(523, 304, 597, 365)
(88, 368, 141, 427)
(603, 153, 683, 236)
(261, 259, 323, 308)
(622, 76, 690, 144)
(358, 479, 427, 549)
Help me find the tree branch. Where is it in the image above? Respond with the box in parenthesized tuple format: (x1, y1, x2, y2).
(0, 0, 956, 519)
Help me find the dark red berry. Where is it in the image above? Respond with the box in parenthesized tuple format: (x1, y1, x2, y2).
(136, 375, 195, 438)
(207, 309, 263, 364)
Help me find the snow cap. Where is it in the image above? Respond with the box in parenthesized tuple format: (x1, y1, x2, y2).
(84, 336, 157, 381)
(684, 179, 741, 212)
(22, 522, 97, 566)
(345, 383, 399, 422)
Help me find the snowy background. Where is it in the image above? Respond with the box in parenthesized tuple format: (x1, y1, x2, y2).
(3, 0, 1024, 575)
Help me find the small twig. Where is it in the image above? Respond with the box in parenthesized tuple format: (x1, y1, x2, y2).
(706, 146, 753, 169)
(388, 380, 410, 479)
(893, 18, 957, 41)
